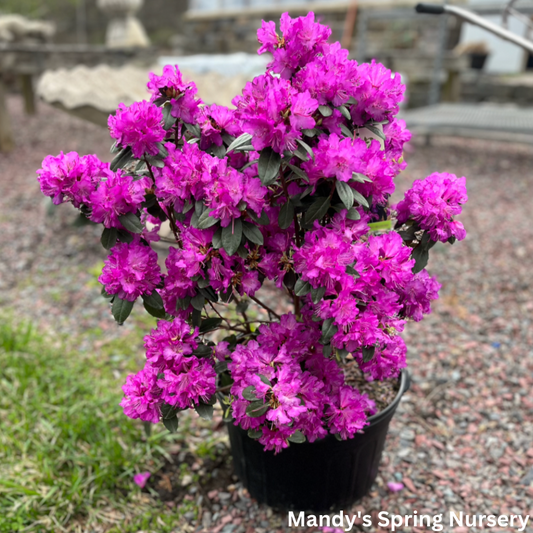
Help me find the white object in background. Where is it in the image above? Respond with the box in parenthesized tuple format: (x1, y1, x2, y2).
(97, 0, 150, 48)
(158, 53, 270, 79)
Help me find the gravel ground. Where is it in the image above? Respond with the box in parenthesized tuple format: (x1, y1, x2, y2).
(1, 95, 533, 533)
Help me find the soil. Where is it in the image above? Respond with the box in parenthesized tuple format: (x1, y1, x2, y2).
(343, 359, 401, 414)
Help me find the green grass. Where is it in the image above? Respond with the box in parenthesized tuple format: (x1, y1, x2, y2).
(0, 319, 192, 533)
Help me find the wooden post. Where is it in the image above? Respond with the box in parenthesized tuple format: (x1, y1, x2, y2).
(0, 76, 15, 152)
(20, 74, 36, 115)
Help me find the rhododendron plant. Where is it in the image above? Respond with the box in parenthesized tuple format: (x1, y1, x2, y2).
(37, 13, 467, 454)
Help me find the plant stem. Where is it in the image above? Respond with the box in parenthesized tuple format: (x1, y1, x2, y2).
(249, 295, 281, 320)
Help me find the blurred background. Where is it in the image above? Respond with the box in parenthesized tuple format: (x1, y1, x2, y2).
(1, 1, 533, 533)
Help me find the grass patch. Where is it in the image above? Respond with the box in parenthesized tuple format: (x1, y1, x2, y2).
(0, 320, 191, 533)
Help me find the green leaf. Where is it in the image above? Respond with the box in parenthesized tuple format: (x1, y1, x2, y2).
(295, 138, 314, 160)
(285, 162, 309, 182)
(156, 142, 169, 159)
(110, 146, 133, 172)
(248, 210, 270, 225)
(288, 430, 306, 444)
(351, 190, 369, 209)
(318, 105, 333, 117)
(116, 229, 134, 243)
(346, 265, 359, 278)
(145, 156, 164, 168)
(346, 207, 361, 220)
(340, 124, 352, 138)
(101, 286, 113, 299)
(242, 386, 258, 401)
(191, 308, 202, 327)
(184, 122, 201, 138)
(294, 279, 311, 297)
(336, 181, 354, 210)
(112, 297, 134, 325)
(142, 291, 164, 309)
(247, 428, 263, 439)
(304, 196, 330, 225)
(246, 401, 269, 418)
(160, 403, 178, 419)
(364, 123, 386, 142)
(321, 318, 338, 344)
(118, 212, 143, 234)
(283, 270, 297, 291)
(162, 104, 175, 130)
(163, 416, 179, 433)
(362, 345, 376, 363)
(194, 403, 214, 421)
(110, 140, 121, 154)
(311, 286, 326, 304)
(101, 227, 118, 250)
(368, 220, 392, 232)
(176, 296, 191, 311)
(258, 147, 282, 186)
(143, 300, 167, 318)
(191, 293, 205, 311)
(352, 172, 372, 183)
(215, 361, 228, 373)
(323, 343, 332, 357)
(211, 144, 226, 159)
(278, 200, 294, 230)
(337, 105, 351, 121)
(258, 374, 272, 386)
(226, 132, 253, 153)
(193, 343, 213, 357)
(411, 244, 429, 274)
(221, 218, 243, 256)
(196, 209, 220, 229)
(242, 222, 264, 245)
(198, 286, 218, 302)
(212, 228, 222, 249)
(199, 317, 223, 334)
(197, 277, 211, 289)
(302, 128, 319, 137)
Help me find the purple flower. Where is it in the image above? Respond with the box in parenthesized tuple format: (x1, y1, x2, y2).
(120, 365, 161, 423)
(99, 240, 161, 302)
(147, 64, 201, 124)
(326, 386, 374, 439)
(144, 317, 198, 370)
(134, 472, 151, 488)
(89, 170, 148, 229)
(37, 152, 109, 208)
(198, 104, 241, 150)
(233, 74, 317, 154)
(387, 481, 404, 492)
(108, 100, 165, 159)
(395, 172, 468, 243)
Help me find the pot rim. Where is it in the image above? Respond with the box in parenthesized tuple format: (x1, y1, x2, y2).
(366, 368, 410, 426)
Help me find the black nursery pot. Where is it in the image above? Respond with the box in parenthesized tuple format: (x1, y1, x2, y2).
(226, 370, 410, 513)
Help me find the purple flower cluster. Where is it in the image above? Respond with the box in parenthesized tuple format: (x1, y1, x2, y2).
(99, 240, 161, 302)
(233, 74, 318, 153)
(229, 314, 375, 452)
(395, 172, 468, 243)
(37, 152, 110, 208)
(37, 12, 467, 452)
(147, 64, 201, 124)
(89, 171, 150, 229)
(108, 100, 165, 159)
(120, 317, 216, 422)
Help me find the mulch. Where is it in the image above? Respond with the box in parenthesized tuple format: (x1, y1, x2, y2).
(1, 95, 532, 532)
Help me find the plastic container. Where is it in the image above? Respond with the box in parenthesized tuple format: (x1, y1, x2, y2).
(226, 370, 410, 512)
